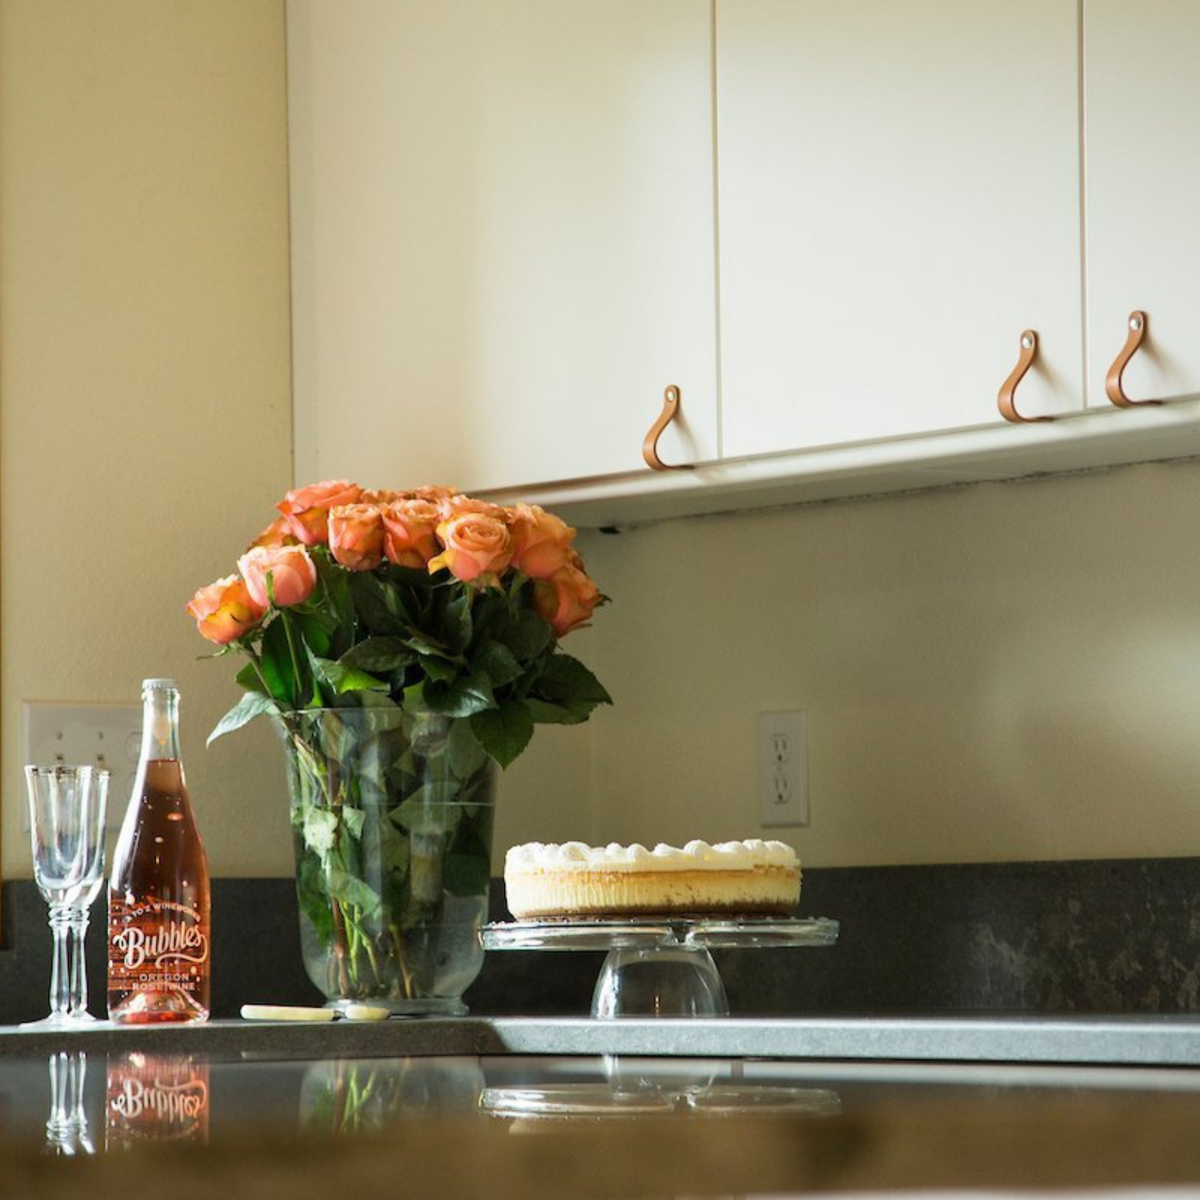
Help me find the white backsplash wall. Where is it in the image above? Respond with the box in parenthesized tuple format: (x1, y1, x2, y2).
(543, 460, 1200, 867)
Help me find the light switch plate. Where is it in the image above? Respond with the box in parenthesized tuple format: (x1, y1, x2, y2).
(22, 702, 141, 830)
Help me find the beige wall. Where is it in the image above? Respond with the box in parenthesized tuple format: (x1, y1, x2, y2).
(580, 460, 1200, 866)
(0, 1, 295, 879)
(5, 3, 1200, 882)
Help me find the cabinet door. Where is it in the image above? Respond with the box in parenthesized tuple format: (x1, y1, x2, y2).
(288, 0, 717, 493)
(1084, 0, 1200, 407)
(717, 0, 1083, 458)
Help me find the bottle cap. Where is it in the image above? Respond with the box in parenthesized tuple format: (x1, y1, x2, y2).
(142, 677, 178, 691)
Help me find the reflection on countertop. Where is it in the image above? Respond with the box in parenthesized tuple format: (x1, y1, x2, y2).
(5, 1046, 1200, 1196)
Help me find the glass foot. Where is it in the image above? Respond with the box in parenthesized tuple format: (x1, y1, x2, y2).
(19, 1013, 98, 1031)
(591, 945, 730, 1019)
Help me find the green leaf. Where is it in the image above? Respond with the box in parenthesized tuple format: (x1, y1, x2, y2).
(529, 653, 612, 720)
(310, 653, 390, 697)
(302, 806, 338, 857)
(476, 639, 524, 690)
(471, 699, 534, 768)
(524, 698, 586, 726)
(340, 637, 415, 674)
(341, 806, 366, 839)
(324, 867, 382, 919)
(492, 607, 553, 662)
(447, 718, 488, 778)
(423, 671, 495, 718)
(207, 690, 279, 746)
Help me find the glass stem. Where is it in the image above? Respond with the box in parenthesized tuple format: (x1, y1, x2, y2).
(47, 906, 72, 1020)
(69, 911, 89, 1018)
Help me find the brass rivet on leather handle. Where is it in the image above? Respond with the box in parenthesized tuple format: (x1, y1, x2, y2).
(642, 385, 693, 471)
(1105, 310, 1161, 407)
(998, 329, 1052, 423)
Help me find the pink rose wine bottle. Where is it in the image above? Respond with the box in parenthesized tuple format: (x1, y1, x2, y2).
(108, 679, 211, 1024)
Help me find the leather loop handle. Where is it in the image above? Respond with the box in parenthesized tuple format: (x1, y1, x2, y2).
(998, 329, 1051, 423)
(642, 385, 692, 471)
(1105, 310, 1160, 407)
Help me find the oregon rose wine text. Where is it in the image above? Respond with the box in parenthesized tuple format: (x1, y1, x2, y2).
(108, 679, 211, 1024)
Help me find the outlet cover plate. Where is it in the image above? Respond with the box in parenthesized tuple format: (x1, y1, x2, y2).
(758, 710, 809, 828)
(22, 702, 141, 830)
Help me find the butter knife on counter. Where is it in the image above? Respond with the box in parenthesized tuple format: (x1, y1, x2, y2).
(240, 1003, 390, 1022)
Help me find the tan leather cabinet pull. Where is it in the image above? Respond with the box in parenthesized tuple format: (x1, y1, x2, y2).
(998, 329, 1052, 423)
(1106, 310, 1161, 407)
(642, 385, 692, 471)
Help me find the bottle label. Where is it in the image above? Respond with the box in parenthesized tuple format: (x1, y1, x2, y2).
(109, 898, 209, 1005)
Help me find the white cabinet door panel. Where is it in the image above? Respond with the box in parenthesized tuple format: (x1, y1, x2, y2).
(1084, 0, 1200, 408)
(717, 0, 1083, 459)
(289, 0, 717, 493)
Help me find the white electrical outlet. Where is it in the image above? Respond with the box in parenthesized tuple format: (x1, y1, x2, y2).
(757, 710, 809, 827)
(22, 702, 141, 830)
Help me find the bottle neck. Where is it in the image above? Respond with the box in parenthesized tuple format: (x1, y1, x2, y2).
(141, 685, 181, 762)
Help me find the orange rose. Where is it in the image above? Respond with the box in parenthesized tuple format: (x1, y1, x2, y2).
(533, 560, 602, 637)
(508, 504, 576, 580)
(237, 544, 318, 609)
(185, 575, 265, 645)
(276, 479, 362, 545)
(382, 498, 442, 569)
(438, 493, 508, 522)
(427, 512, 513, 586)
(246, 516, 299, 551)
(358, 488, 405, 506)
(329, 504, 385, 571)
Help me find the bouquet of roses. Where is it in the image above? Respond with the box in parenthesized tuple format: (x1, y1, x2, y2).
(184, 481, 609, 1007)
(186, 480, 609, 765)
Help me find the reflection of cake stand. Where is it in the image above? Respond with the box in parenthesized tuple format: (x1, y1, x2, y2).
(480, 917, 838, 1018)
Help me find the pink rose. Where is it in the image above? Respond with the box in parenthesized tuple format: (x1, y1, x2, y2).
(276, 480, 362, 545)
(508, 504, 576, 580)
(329, 504, 385, 572)
(185, 575, 265, 645)
(382, 498, 442, 569)
(237, 544, 318, 609)
(533, 560, 603, 637)
(427, 512, 513, 586)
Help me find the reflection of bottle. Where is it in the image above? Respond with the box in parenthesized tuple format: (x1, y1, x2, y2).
(106, 1052, 210, 1148)
(107, 679, 211, 1024)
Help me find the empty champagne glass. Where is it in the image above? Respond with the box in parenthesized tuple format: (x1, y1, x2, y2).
(22, 765, 108, 1029)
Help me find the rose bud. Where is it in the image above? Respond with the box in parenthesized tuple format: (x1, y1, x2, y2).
(185, 575, 265, 645)
(508, 504, 576, 580)
(533, 561, 603, 637)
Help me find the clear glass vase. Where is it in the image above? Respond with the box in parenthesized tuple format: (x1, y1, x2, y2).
(274, 708, 497, 1016)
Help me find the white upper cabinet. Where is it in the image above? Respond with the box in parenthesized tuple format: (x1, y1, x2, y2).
(716, 0, 1085, 459)
(1084, 0, 1200, 408)
(287, 0, 718, 493)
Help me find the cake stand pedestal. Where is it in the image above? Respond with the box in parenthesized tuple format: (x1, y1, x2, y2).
(480, 917, 839, 1018)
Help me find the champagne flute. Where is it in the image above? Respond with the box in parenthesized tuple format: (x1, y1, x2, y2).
(22, 765, 108, 1029)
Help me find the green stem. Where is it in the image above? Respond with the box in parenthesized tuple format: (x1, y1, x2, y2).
(281, 609, 305, 708)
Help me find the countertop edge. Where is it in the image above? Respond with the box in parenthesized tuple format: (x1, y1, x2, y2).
(5, 1014, 1200, 1066)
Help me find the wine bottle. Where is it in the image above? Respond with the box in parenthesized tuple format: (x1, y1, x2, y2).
(107, 678, 211, 1024)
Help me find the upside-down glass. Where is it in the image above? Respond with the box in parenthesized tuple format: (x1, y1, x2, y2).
(22, 765, 109, 1029)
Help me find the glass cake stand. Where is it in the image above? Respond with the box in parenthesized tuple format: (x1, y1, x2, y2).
(480, 916, 839, 1018)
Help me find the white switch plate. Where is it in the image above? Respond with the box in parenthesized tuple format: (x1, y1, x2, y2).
(758, 710, 809, 827)
(22, 702, 141, 830)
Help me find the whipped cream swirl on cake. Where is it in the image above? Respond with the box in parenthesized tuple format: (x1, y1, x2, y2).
(503, 839, 800, 919)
